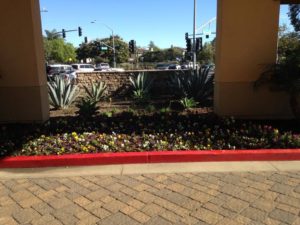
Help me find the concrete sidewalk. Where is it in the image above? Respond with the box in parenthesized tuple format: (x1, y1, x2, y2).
(0, 161, 300, 225)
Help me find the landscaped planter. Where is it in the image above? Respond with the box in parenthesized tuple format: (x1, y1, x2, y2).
(1, 112, 300, 168)
(1, 149, 300, 168)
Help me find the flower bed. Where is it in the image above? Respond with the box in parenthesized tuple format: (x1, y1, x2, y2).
(1, 112, 300, 157)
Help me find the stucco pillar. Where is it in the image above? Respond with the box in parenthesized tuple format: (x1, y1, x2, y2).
(0, 0, 49, 122)
(214, 0, 293, 118)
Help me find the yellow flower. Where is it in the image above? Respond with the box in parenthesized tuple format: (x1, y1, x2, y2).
(72, 132, 77, 136)
(81, 145, 88, 152)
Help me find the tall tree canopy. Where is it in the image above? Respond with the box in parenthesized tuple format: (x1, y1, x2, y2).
(142, 47, 183, 62)
(76, 36, 129, 65)
(277, 23, 300, 69)
(197, 42, 215, 64)
(289, 4, 300, 32)
(148, 41, 160, 51)
(43, 37, 76, 63)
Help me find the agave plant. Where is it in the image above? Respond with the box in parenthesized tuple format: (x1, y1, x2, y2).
(170, 67, 214, 105)
(48, 76, 80, 109)
(76, 98, 99, 118)
(84, 81, 107, 103)
(129, 72, 153, 101)
(180, 97, 198, 109)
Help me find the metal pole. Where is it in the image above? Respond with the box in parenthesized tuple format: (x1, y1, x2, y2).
(193, 0, 197, 70)
(112, 31, 116, 68)
(91, 21, 116, 68)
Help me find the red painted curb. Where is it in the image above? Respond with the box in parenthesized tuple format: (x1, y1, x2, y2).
(1, 149, 300, 168)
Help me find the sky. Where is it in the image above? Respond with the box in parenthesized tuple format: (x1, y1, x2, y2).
(40, 0, 291, 49)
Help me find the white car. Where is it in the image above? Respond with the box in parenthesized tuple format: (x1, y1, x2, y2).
(59, 69, 77, 80)
(71, 64, 94, 72)
(95, 63, 110, 71)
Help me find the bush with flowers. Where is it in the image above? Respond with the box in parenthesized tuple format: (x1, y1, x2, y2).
(0, 112, 300, 156)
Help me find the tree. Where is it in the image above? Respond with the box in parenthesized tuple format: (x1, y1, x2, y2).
(44, 38, 76, 63)
(148, 41, 160, 51)
(76, 36, 129, 65)
(101, 36, 129, 64)
(278, 25, 300, 64)
(44, 29, 61, 40)
(289, 4, 300, 32)
(197, 42, 215, 64)
(142, 46, 183, 63)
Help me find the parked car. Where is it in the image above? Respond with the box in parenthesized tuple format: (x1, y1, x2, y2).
(46, 64, 73, 80)
(94, 63, 110, 71)
(110, 68, 125, 72)
(181, 63, 200, 69)
(59, 68, 77, 80)
(155, 63, 170, 70)
(168, 64, 181, 70)
(71, 64, 94, 72)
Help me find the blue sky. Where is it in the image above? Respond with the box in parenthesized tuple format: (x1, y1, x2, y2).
(40, 0, 291, 49)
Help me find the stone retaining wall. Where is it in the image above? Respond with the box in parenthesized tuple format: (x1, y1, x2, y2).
(76, 70, 188, 98)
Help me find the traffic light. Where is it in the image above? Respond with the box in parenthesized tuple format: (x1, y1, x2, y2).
(84, 37, 88, 43)
(62, 29, 66, 38)
(185, 32, 189, 40)
(186, 38, 192, 52)
(129, 40, 135, 53)
(206, 34, 209, 39)
(195, 37, 203, 52)
(78, 27, 82, 36)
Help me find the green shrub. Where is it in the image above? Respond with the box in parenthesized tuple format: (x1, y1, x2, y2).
(145, 104, 156, 113)
(170, 68, 214, 105)
(180, 97, 198, 109)
(129, 72, 153, 102)
(84, 82, 107, 103)
(48, 77, 79, 109)
(76, 98, 99, 118)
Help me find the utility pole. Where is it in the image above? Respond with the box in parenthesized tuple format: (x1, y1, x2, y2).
(91, 21, 116, 68)
(193, 0, 197, 70)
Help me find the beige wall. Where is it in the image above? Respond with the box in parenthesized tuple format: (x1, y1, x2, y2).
(214, 0, 293, 118)
(0, 0, 49, 122)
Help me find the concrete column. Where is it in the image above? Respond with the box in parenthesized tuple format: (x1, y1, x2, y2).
(0, 0, 49, 122)
(214, 0, 293, 118)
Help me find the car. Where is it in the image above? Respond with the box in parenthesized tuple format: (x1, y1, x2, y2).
(110, 68, 125, 72)
(181, 63, 200, 69)
(46, 64, 73, 80)
(155, 63, 170, 70)
(58, 68, 77, 80)
(168, 64, 181, 70)
(71, 64, 94, 72)
(94, 63, 110, 71)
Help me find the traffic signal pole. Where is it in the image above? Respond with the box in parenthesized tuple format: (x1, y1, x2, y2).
(193, 0, 197, 70)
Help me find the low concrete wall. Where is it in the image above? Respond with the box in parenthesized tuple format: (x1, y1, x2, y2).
(76, 70, 187, 98)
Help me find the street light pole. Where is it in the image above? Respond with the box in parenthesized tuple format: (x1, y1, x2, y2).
(111, 30, 116, 68)
(91, 21, 116, 68)
(193, 0, 197, 70)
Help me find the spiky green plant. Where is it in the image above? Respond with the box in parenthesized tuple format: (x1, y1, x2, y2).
(129, 72, 153, 101)
(76, 98, 99, 118)
(170, 68, 214, 105)
(180, 97, 198, 109)
(48, 77, 79, 109)
(84, 82, 107, 103)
